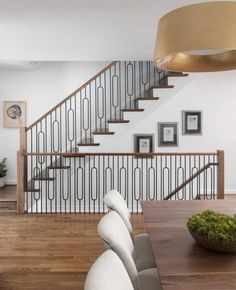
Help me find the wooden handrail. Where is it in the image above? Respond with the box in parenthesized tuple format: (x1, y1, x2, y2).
(19, 127, 27, 152)
(23, 152, 218, 157)
(164, 162, 218, 200)
(27, 61, 118, 131)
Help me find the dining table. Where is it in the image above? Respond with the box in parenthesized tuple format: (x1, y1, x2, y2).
(141, 200, 236, 290)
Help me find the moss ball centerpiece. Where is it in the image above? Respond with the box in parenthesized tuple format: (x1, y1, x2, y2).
(187, 210, 236, 253)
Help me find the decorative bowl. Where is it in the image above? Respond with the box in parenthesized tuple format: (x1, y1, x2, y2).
(188, 229, 236, 253)
(187, 210, 236, 254)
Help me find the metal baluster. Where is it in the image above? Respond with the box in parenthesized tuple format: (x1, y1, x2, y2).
(160, 155, 163, 200)
(104, 72, 107, 132)
(95, 78, 98, 132)
(213, 154, 216, 199)
(118, 62, 122, 120)
(184, 155, 187, 200)
(134, 62, 137, 106)
(79, 90, 83, 144)
(131, 155, 134, 213)
(155, 155, 158, 200)
(174, 155, 177, 200)
(204, 155, 207, 199)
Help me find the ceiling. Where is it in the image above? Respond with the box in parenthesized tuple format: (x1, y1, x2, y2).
(0, 0, 225, 61)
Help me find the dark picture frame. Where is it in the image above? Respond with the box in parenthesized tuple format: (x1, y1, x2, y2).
(134, 134, 154, 153)
(158, 122, 178, 147)
(182, 111, 202, 135)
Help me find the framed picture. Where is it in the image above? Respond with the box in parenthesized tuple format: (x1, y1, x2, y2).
(3, 101, 27, 128)
(182, 111, 202, 135)
(158, 122, 178, 147)
(134, 134, 154, 153)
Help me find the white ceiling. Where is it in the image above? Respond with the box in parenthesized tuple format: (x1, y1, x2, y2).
(0, 0, 222, 61)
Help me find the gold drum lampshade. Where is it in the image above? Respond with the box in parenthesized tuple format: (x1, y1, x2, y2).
(154, 1, 236, 72)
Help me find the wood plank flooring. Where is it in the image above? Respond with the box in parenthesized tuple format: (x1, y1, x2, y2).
(0, 214, 110, 290)
(0, 185, 17, 201)
(0, 189, 145, 290)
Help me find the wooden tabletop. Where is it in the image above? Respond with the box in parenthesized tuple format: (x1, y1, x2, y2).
(141, 200, 236, 290)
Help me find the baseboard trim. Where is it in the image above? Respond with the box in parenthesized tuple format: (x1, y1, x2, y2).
(224, 190, 236, 195)
(6, 180, 17, 186)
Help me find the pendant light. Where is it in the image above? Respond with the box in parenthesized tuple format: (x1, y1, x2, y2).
(154, 1, 236, 72)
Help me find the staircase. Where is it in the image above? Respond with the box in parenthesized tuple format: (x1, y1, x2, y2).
(16, 61, 224, 214)
(25, 62, 189, 152)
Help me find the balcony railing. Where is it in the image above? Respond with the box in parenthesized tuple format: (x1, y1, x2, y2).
(17, 151, 224, 214)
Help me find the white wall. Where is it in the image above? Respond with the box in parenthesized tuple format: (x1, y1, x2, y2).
(0, 61, 108, 183)
(95, 71, 236, 194)
(0, 0, 200, 61)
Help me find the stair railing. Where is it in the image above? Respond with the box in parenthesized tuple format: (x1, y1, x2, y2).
(17, 61, 167, 214)
(17, 151, 224, 214)
(23, 61, 166, 155)
(164, 162, 218, 200)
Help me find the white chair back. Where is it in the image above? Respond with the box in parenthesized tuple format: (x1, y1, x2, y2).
(104, 189, 133, 235)
(84, 249, 134, 290)
(98, 211, 140, 289)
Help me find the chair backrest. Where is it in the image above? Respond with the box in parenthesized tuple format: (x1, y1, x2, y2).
(98, 211, 139, 290)
(104, 189, 133, 236)
(84, 250, 134, 290)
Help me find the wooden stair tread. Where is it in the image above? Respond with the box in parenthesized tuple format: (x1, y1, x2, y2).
(93, 130, 115, 135)
(32, 177, 55, 181)
(24, 188, 40, 192)
(134, 153, 155, 159)
(121, 109, 144, 112)
(47, 166, 70, 169)
(108, 120, 130, 123)
(135, 97, 159, 101)
(149, 85, 174, 89)
(77, 143, 100, 146)
(62, 153, 86, 158)
(168, 73, 189, 77)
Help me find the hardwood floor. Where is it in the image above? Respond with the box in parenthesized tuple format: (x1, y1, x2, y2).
(0, 188, 145, 290)
(0, 185, 17, 201)
(0, 214, 133, 290)
(0, 185, 17, 214)
(0, 214, 105, 290)
(225, 194, 236, 199)
(0, 186, 235, 290)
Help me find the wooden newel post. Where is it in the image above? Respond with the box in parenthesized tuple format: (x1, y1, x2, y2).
(17, 151, 25, 214)
(20, 127, 27, 152)
(17, 127, 27, 215)
(217, 150, 225, 199)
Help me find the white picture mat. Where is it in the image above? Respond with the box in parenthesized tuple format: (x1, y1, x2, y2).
(187, 115, 198, 130)
(163, 127, 174, 142)
(139, 138, 150, 153)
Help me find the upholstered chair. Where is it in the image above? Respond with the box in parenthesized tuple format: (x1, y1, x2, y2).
(84, 250, 134, 290)
(97, 211, 162, 290)
(104, 189, 156, 271)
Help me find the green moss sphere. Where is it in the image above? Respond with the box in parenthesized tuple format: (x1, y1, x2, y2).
(187, 210, 236, 243)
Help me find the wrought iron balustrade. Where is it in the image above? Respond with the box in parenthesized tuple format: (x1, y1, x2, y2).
(25, 61, 166, 154)
(16, 61, 225, 215)
(18, 151, 224, 214)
